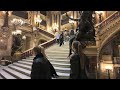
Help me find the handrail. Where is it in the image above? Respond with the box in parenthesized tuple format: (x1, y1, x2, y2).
(37, 28, 54, 38)
(21, 27, 56, 59)
(96, 11, 118, 29)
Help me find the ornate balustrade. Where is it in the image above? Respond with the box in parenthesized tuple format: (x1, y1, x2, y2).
(95, 11, 120, 79)
(96, 11, 120, 51)
(37, 28, 54, 38)
(21, 27, 56, 59)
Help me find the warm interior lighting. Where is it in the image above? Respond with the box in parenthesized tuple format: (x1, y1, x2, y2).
(101, 62, 113, 72)
(12, 30, 22, 35)
(35, 15, 42, 23)
(11, 18, 25, 25)
(53, 23, 58, 30)
(22, 35, 26, 40)
(95, 11, 104, 15)
(69, 16, 74, 24)
(104, 64, 113, 71)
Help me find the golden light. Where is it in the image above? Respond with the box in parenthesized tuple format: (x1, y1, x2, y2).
(101, 62, 113, 72)
(2, 11, 12, 16)
(34, 15, 42, 24)
(12, 30, 22, 35)
(0, 39, 3, 42)
(69, 16, 74, 24)
(22, 35, 26, 40)
(53, 23, 58, 30)
(95, 11, 104, 15)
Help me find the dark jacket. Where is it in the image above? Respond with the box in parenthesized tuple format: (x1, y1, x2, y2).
(70, 52, 81, 79)
(70, 53, 88, 79)
(31, 53, 51, 79)
(47, 60, 58, 77)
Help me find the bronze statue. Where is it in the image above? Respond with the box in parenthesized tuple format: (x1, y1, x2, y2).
(67, 11, 95, 55)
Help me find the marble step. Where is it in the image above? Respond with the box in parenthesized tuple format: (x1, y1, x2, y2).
(47, 56, 68, 59)
(18, 61, 32, 66)
(46, 53, 68, 56)
(46, 49, 69, 51)
(0, 69, 16, 79)
(54, 66, 70, 71)
(23, 58, 70, 63)
(18, 59, 33, 63)
(56, 76, 69, 79)
(50, 62, 70, 66)
(19, 60, 70, 66)
(12, 60, 70, 74)
(13, 63, 31, 70)
(19, 60, 69, 68)
(51, 64, 70, 68)
(3, 68, 30, 79)
(55, 69, 70, 73)
(27, 56, 69, 60)
(45, 51, 69, 54)
(56, 72, 69, 77)
(8, 65, 31, 77)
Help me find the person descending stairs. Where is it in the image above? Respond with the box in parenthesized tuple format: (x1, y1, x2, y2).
(0, 42, 70, 79)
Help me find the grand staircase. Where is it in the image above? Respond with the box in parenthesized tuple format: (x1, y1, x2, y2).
(0, 42, 70, 79)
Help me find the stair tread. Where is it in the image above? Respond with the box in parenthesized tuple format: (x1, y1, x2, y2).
(50, 62, 70, 65)
(54, 66, 70, 70)
(8, 65, 31, 74)
(57, 72, 69, 76)
(13, 63, 31, 68)
(0, 69, 16, 79)
(3, 68, 30, 79)
(18, 61, 32, 65)
(24, 59, 69, 62)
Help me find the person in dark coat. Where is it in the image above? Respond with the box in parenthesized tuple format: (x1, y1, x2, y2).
(31, 46, 51, 79)
(59, 32, 64, 46)
(69, 41, 87, 79)
(40, 46, 59, 78)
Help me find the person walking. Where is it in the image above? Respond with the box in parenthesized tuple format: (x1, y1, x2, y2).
(55, 31, 60, 44)
(59, 31, 64, 46)
(40, 46, 59, 78)
(69, 41, 87, 79)
(31, 46, 51, 79)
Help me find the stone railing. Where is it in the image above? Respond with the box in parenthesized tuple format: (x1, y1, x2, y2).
(21, 27, 56, 59)
(37, 28, 54, 38)
(96, 11, 120, 52)
(22, 37, 56, 59)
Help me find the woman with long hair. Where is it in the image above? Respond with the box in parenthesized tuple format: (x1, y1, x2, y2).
(69, 41, 87, 79)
